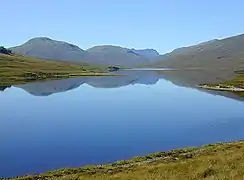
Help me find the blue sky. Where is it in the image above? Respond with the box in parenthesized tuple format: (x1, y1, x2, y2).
(1, 1, 243, 53)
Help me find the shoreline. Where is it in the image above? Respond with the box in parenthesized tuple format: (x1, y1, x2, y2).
(197, 84, 244, 92)
(0, 73, 118, 86)
(8, 140, 244, 180)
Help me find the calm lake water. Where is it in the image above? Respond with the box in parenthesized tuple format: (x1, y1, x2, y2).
(1, 70, 244, 177)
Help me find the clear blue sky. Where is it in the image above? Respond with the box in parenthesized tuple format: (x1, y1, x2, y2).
(1, 1, 243, 54)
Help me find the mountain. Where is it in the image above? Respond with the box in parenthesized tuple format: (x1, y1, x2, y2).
(149, 34, 244, 87)
(10, 37, 92, 64)
(10, 34, 244, 68)
(86, 45, 152, 66)
(153, 34, 244, 70)
(11, 37, 160, 66)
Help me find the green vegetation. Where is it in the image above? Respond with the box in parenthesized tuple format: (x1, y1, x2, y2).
(198, 74, 244, 95)
(10, 141, 244, 180)
(201, 74, 244, 89)
(0, 53, 109, 86)
(220, 74, 244, 89)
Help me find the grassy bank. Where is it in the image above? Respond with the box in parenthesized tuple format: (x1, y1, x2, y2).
(198, 74, 244, 98)
(219, 74, 244, 89)
(8, 140, 244, 180)
(0, 53, 109, 86)
(199, 74, 244, 89)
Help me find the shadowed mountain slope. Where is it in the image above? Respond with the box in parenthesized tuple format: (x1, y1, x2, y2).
(153, 34, 244, 70)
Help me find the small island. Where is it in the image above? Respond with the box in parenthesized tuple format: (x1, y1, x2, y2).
(197, 84, 244, 92)
(108, 66, 120, 72)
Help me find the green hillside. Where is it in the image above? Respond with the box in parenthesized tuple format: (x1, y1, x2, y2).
(0, 53, 108, 86)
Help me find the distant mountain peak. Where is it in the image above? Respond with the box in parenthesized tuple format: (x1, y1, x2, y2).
(26, 37, 52, 43)
(23, 37, 83, 51)
(87, 45, 126, 52)
(37, 37, 52, 41)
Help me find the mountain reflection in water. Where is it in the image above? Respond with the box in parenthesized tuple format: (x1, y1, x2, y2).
(14, 70, 159, 96)
(0, 69, 242, 101)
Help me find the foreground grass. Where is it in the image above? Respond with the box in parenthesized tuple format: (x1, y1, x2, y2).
(9, 140, 244, 180)
(0, 53, 109, 86)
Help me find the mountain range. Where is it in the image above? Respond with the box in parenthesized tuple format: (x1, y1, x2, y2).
(10, 37, 160, 66)
(10, 33, 244, 69)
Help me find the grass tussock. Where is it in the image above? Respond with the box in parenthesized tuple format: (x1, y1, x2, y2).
(9, 141, 244, 180)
